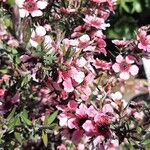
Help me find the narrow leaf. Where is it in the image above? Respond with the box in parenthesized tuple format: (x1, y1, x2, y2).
(14, 132, 22, 144)
(44, 111, 58, 126)
(42, 131, 48, 147)
(7, 107, 16, 121)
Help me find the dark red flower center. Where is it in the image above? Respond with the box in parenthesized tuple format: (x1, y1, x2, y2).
(120, 62, 130, 71)
(23, 0, 37, 12)
(98, 124, 110, 138)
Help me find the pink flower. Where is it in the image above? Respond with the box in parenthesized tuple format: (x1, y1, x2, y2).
(0, 89, 5, 97)
(16, 0, 48, 18)
(70, 67, 85, 84)
(87, 106, 98, 118)
(57, 144, 66, 150)
(7, 39, 19, 48)
(112, 40, 129, 47)
(83, 15, 109, 30)
(112, 55, 139, 80)
(78, 34, 90, 49)
(76, 103, 88, 118)
(94, 113, 112, 125)
(102, 104, 114, 114)
(82, 120, 96, 135)
(30, 26, 46, 47)
(71, 130, 84, 145)
(133, 111, 144, 121)
(93, 59, 112, 70)
(110, 91, 122, 100)
(67, 100, 78, 111)
(62, 78, 74, 93)
(137, 29, 150, 52)
(107, 139, 119, 150)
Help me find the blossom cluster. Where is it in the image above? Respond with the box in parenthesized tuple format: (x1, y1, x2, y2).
(0, 0, 150, 149)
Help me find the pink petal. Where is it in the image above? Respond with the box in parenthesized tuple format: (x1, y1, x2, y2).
(76, 103, 87, 117)
(63, 78, 74, 93)
(79, 34, 90, 43)
(31, 10, 43, 17)
(67, 100, 77, 110)
(116, 55, 124, 63)
(112, 63, 120, 72)
(70, 67, 85, 83)
(37, 1, 48, 9)
(68, 118, 76, 129)
(87, 106, 98, 117)
(125, 56, 134, 64)
(82, 120, 95, 133)
(19, 9, 29, 18)
(71, 130, 83, 145)
(58, 114, 68, 127)
(15, 0, 25, 7)
(129, 65, 139, 76)
(35, 26, 46, 36)
(102, 104, 114, 114)
(30, 39, 38, 47)
(119, 72, 130, 80)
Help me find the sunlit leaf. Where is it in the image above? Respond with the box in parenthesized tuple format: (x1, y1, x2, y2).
(42, 131, 48, 147)
(44, 111, 58, 126)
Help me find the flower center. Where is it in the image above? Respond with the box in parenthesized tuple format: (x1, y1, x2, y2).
(120, 62, 130, 71)
(23, 0, 37, 12)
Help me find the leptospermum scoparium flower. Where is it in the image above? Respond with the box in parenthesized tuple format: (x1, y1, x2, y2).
(137, 28, 150, 52)
(112, 55, 139, 80)
(15, 0, 48, 18)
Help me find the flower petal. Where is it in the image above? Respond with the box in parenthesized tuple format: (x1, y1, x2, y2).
(129, 65, 139, 76)
(37, 1, 48, 9)
(15, 0, 25, 7)
(35, 26, 46, 36)
(31, 10, 43, 17)
(125, 56, 134, 64)
(19, 9, 29, 18)
(116, 55, 123, 63)
(30, 39, 38, 47)
(119, 72, 130, 80)
(63, 78, 74, 93)
(112, 63, 120, 72)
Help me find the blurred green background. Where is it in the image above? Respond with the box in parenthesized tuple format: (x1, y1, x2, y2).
(106, 0, 150, 40)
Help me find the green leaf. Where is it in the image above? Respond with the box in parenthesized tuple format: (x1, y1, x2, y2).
(3, 18, 12, 28)
(21, 110, 32, 126)
(14, 132, 22, 144)
(0, 69, 8, 74)
(15, 56, 21, 65)
(7, 107, 16, 121)
(42, 131, 48, 147)
(44, 111, 58, 126)
(21, 75, 29, 87)
(7, 0, 15, 7)
(133, 1, 142, 13)
(143, 139, 150, 145)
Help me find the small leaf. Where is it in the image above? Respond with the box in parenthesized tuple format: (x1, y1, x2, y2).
(14, 132, 22, 144)
(143, 139, 150, 146)
(21, 110, 32, 126)
(44, 111, 58, 126)
(7, 0, 15, 7)
(7, 107, 16, 121)
(21, 76, 29, 87)
(14, 56, 21, 65)
(42, 131, 48, 147)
